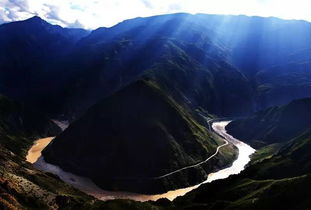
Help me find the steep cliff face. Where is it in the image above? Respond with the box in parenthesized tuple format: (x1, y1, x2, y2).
(43, 80, 236, 193)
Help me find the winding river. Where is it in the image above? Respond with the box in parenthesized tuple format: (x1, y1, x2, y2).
(26, 121, 255, 202)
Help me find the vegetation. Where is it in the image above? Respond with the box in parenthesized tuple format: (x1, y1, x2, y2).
(226, 98, 311, 148)
(0, 95, 61, 156)
(90, 97, 311, 209)
(0, 13, 311, 209)
(0, 95, 100, 209)
(43, 80, 237, 194)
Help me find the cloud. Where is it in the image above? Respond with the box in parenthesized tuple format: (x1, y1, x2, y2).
(168, 3, 182, 13)
(66, 19, 84, 28)
(140, 0, 153, 9)
(43, 3, 64, 24)
(0, 0, 311, 29)
(0, 0, 33, 22)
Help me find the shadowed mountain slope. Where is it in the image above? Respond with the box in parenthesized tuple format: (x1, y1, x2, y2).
(0, 14, 311, 209)
(0, 16, 89, 115)
(0, 95, 61, 155)
(42, 80, 237, 193)
(2, 14, 311, 118)
(80, 97, 311, 209)
(226, 98, 311, 148)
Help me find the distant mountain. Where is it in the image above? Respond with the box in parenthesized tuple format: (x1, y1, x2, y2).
(256, 62, 311, 108)
(88, 13, 311, 78)
(77, 13, 311, 111)
(1, 14, 311, 118)
(0, 16, 89, 115)
(42, 80, 237, 193)
(53, 14, 255, 118)
(226, 97, 311, 148)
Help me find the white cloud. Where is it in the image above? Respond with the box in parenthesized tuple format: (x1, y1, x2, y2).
(0, 0, 311, 29)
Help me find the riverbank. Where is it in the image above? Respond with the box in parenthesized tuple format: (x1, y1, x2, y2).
(26, 137, 54, 164)
(26, 121, 255, 202)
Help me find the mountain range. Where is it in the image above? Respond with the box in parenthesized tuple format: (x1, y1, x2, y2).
(0, 13, 310, 209)
(2, 14, 311, 120)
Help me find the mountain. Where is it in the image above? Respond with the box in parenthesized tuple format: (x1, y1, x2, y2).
(169, 129, 311, 210)
(34, 98, 311, 209)
(1, 13, 311, 208)
(81, 13, 311, 113)
(42, 80, 237, 193)
(0, 94, 61, 155)
(51, 14, 255, 118)
(256, 62, 311, 108)
(1, 14, 311, 119)
(226, 98, 311, 148)
(94, 97, 311, 209)
(0, 94, 110, 209)
(0, 16, 89, 115)
(81, 13, 311, 111)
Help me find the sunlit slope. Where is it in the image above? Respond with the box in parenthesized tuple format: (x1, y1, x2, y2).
(42, 80, 237, 194)
(159, 100, 311, 210)
(245, 129, 311, 180)
(38, 14, 311, 116)
(76, 13, 311, 110)
(59, 20, 255, 118)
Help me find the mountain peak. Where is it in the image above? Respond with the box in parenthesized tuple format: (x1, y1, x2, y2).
(25, 16, 48, 25)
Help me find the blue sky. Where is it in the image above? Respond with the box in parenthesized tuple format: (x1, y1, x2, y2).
(1, 0, 311, 29)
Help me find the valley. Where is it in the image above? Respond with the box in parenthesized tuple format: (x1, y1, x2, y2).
(0, 12, 310, 210)
(26, 121, 254, 202)
(26, 137, 54, 164)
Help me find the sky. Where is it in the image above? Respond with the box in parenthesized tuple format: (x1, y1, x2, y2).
(0, 0, 311, 29)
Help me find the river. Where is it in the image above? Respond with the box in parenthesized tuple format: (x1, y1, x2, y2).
(26, 120, 255, 202)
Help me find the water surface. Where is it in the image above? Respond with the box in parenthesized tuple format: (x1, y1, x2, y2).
(28, 121, 255, 201)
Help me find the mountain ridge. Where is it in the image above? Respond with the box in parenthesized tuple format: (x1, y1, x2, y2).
(42, 79, 237, 193)
(226, 97, 311, 148)
(0, 13, 311, 209)
(1, 14, 311, 119)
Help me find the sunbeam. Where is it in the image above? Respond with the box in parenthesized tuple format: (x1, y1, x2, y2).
(1, 0, 311, 29)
